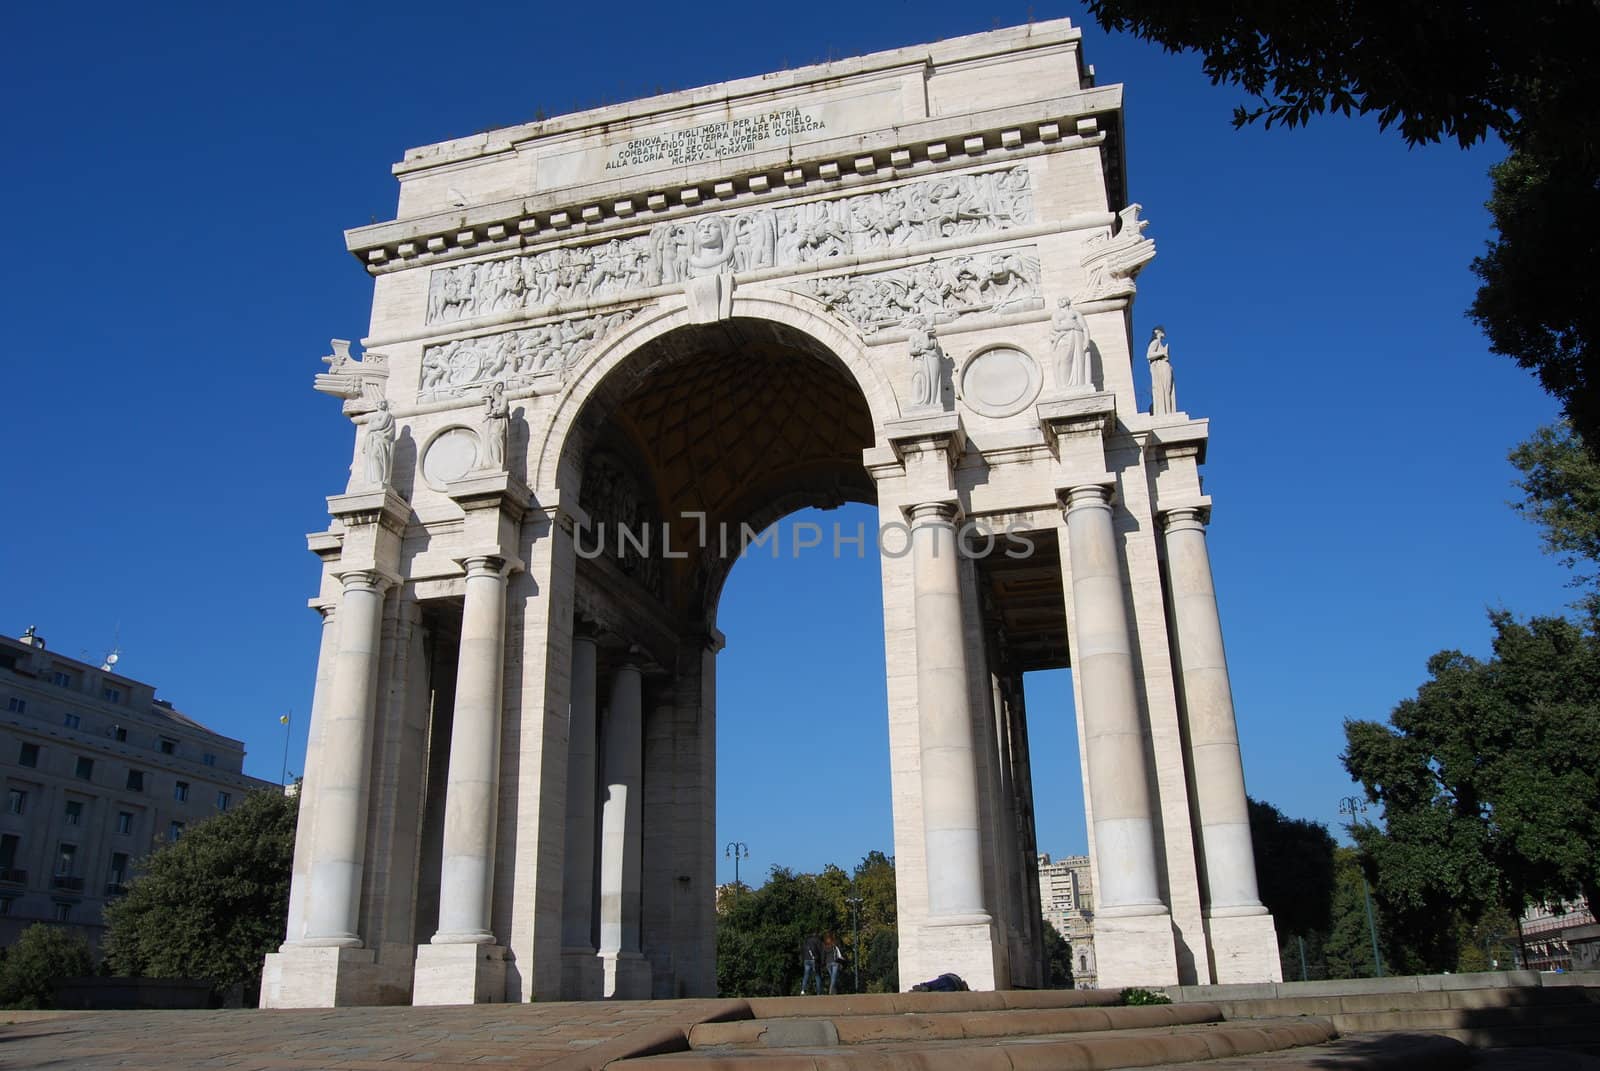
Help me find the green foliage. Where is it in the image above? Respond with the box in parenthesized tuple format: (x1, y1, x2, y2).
(1040, 920, 1074, 989)
(1248, 797, 1336, 940)
(1082, 1, 1600, 447)
(715, 852, 898, 997)
(0, 924, 94, 1009)
(1119, 987, 1171, 1006)
(1510, 424, 1600, 604)
(103, 789, 297, 1001)
(1343, 611, 1600, 949)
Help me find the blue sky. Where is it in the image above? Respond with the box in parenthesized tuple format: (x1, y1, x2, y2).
(1, 3, 1569, 890)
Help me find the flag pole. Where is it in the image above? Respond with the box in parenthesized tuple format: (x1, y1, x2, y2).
(280, 711, 292, 786)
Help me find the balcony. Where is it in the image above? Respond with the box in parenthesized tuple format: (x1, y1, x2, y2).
(51, 875, 85, 892)
(0, 868, 25, 885)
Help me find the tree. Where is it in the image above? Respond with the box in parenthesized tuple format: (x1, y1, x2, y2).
(1342, 611, 1600, 940)
(0, 924, 94, 1009)
(1040, 920, 1074, 988)
(103, 788, 297, 1002)
(1510, 423, 1600, 608)
(1083, 0, 1600, 446)
(1247, 797, 1336, 940)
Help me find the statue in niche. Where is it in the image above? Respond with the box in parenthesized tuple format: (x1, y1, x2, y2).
(907, 316, 943, 411)
(1049, 297, 1092, 392)
(362, 401, 396, 489)
(479, 382, 509, 471)
(1147, 326, 1176, 415)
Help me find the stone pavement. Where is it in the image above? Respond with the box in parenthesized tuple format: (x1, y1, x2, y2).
(0, 998, 745, 1071)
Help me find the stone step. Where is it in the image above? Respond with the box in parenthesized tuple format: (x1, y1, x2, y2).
(742, 989, 1124, 1019)
(688, 1002, 1223, 1048)
(1156, 1032, 1474, 1070)
(1208, 985, 1599, 1021)
(616, 1017, 1338, 1071)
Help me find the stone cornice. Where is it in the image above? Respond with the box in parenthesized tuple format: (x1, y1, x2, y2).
(345, 89, 1121, 273)
(325, 487, 410, 533)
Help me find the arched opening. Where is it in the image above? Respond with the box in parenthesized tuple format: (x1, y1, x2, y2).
(552, 315, 880, 999)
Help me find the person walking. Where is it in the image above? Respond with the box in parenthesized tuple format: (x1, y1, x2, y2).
(823, 932, 845, 995)
(800, 932, 825, 995)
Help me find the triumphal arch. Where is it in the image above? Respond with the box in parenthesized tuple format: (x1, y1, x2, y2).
(261, 19, 1282, 1007)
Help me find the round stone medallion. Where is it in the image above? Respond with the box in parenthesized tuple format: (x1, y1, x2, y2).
(959, 345, 1042, 418)
(421, 426, 481, 490)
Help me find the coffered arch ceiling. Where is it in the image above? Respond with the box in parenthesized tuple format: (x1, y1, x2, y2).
(571, 318, 877, 621)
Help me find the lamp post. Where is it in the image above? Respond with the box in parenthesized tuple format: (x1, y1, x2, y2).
(724, 841, 749, 896)
(1339, 795, 1385, 978)
(845, 894, 863, 993)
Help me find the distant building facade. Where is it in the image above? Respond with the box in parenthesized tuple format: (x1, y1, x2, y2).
(1522, 900, 1598, 972)
(1037, 853, 1096, 988)
(0, 627, 276, 946)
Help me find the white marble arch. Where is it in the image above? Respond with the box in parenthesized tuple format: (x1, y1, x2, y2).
(530, 288, 902, 493)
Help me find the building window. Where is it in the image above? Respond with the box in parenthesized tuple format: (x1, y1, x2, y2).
(62, 713, 81, 730)
(64, 800, 83, 827)
(174, 781, 189, 803)
(159, 738, 176, 756)
(102, 686, 122, 703)
(55, 843, 76, 877)
(115, 811, 133, 835)
(52, 902, 71, 922)
(113, 726, 127, 742)
(202, 753, 216, 767)
(216, 791, 231, 812)
(17, 743, 38, 768)
(125, 770, 144, 792)
(5, 697, 23, 714)
(167, 821, 184, 841)
(0, 897, 12, 915)
(0, 834, 19, 871)
(6, 789, 27, 816)
(74, 756, 94, 781)
(51, 671, 72, 687)
(109, 851, 129, 887)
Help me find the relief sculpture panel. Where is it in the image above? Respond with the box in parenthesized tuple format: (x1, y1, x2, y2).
(425, 165, 1033, 325)
(418, 309, 637, 402)
(786, 246, 1041, 335)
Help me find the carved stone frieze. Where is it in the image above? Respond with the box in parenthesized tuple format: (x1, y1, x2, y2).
(1080, 203, 1156, 301)
(424, 165, 1034, 325)
(785, 246, 1041, 335)
(418, 309, 637, 402)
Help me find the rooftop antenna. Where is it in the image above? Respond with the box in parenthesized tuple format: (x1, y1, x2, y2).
(100, 622, 122, 673)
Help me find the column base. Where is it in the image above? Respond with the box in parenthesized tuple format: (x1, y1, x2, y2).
(1205, 908, 1283, 984)
(259, 945, 377, 1008)
(1093, 908, 1180, 988)
(910, 915, 1000, 992)
(412, 943, 508, 1006)
(599, 950, 652, 1000)
(562, 947, 604, 1001)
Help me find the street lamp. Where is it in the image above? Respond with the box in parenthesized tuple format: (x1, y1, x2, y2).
(725, 841, 750, 895)
(845, 894, 864, 993)
(1339, 795, 1385, 978)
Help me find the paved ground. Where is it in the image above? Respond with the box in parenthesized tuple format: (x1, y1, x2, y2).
(0, 999, 743, 1071)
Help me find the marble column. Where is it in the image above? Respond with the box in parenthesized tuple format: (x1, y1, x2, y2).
(1062, 484, 1178, 984)
(1162, 507, 1279, 978)
(432, 556, 510, 943)
(598, 664, 648, 997)
(909, 502, 989, 920)
(302, 570, 390, 945)
(560, 635, 602, 998)
(1063, 486, 1165, 913)
(284, 604, 338, 945)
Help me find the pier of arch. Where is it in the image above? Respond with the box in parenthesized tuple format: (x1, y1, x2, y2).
(262, 18, 1282, 1007)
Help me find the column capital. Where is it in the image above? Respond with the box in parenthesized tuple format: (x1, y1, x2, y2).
(1161, 504, 1211, 533)
(334, 568, 396, 595)
(308, 600, 338, 623)
(457, 554, 510, 579)
(905, 499, 961, 526)
(1061, 482, 1115, 516)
